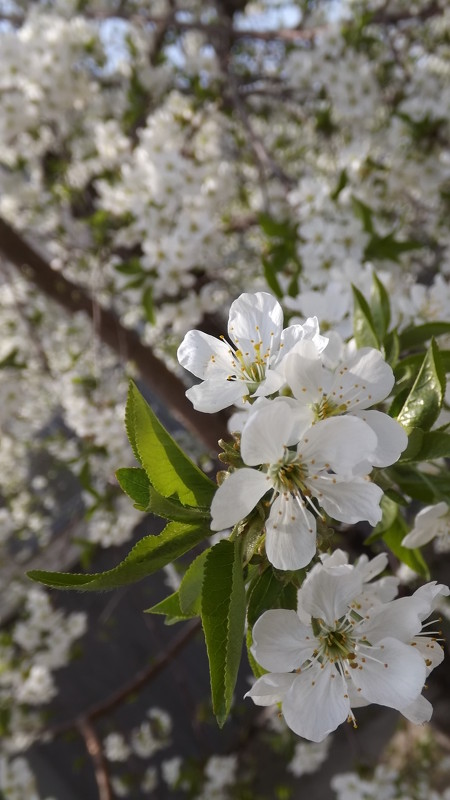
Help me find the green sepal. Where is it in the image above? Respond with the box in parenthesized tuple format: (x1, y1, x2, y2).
(201, 539, 246, 728)
(28, 521, 211, 591)
(396, 340, 445, 433)
(127, 381, 216, 506)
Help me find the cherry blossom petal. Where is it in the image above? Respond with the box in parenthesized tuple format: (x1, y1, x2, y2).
(312, 475, 383, 527)
(400, 694, 433, 724)
(251, 609, 315, 671)
(283, 347, 324, 405)
(350, 637, 426, 711)
(299, 416, 378, 474)
(353, 410, 408, 467)
(210, 468, 269, 531)
(298, 565, 363, 625)
(245, 673, 296, 706)
(359, 597, 423, 643)
(330, 347, 394, 411)
(411, 636, 445, 674)
(265, 494, 317, 570)
(185, 377, 247, 413)
(241, 401, 301, 465)
(402, 502, 449, 548)
(283, 664, 351, 742)
(177, 330, 234, 379)
(228, 292, 283, 354)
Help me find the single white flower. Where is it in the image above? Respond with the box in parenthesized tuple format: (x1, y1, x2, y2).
(282, 342, 407, 468)
(246, 564, 448, 741)
(177, 291, 328, 412)
(402, 502, 450, 551)
(211, 401, 383, 570)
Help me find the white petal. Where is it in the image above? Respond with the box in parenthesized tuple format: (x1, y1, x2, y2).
(411, 636, 445, 674)
(299, 416, 378, 474)
(177, 330, 234, 379)
(228, 292, 283, 354)
(360, 596, 423, 643)
(265, 494, 317, 570)
(311, 475, 383, 527)
(402, 526, 437, 548)
(283, 664, 351, 742)
(410, 581, 450, 619)
(299, 565, 363, 625)
(351, 637, 426, 711)
(245, 672, 296, 706)
(251, 609, 315, 671)
(353, 410, 408, 467)
(283, 348, 324, 405)
(186, 378, 246, 413)
(402, 503, 449, 549)
(210, 468, 269, 530)
(241, 401, 300, 465)
(400, 694, 433, 724)
(330, 348, 394, 411)
(253, 368, 285, 396)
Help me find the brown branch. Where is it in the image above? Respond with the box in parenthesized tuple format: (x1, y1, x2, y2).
(45, 619, 201, 738)
(0, 218, 228, 451)
(77, 717, 114, 800)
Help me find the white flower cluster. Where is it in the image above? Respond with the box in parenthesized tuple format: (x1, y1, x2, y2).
(332, 761, 450, 800)
(0, 754, 56, 800)
(179, 291, 407, 570)
(246, 549, 449, 741)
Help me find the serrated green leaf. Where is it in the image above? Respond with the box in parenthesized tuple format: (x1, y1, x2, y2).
(397, 340, 445, 433)
(28, 521, 210, 591)
(116, 467, 150, 510)
(395, 351, 450, 389)
(147, 486, 211, 523)
(247, 568, 285, 628)
(201, 540, 246, 728)
(382, 513, 429, 579)
(145, 591, 193, 624)
(398, 427, 424, 462)
(370, 273, 391, 342)
(179, 549, 209, 615)
(412, 431, 450, 462)
(399, 323, 450, 350)
(387, 464, 450, 504)
(383, 329, 400, 368)
(352, 284, 380, 349)
(127, 381, 216, 506)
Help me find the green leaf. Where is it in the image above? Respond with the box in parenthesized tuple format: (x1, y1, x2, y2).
(398, 427, 424, 462)
(396, 340, 445, 433)
(395, 351, 450, 390)
(262, 256, 283, 298)
(127, 381, 216, 506)
(246, 627, 266, 680)
(365, 233, 422, 263)
(370, 273, 391, 342)
(382, 513, 429, 579)
(201, 540, 246, 728)
(28, 521, 211, 591)
(383, 329, 400, 368)
(116, 467, 150, 510)
(179, 549, 210, 615)
(247, 568, 285, 628)
(352, 284, 380, 349)
(142, 286, 156, 324)
(399, 323, 450, 350)
(412, 431, 450, 462)
(145, 592, 193, 624)
(351, 196, 374, 234)
(147, 486, 211, 523)
(387, 464, 449, 504)
(365, 495, 399, 544)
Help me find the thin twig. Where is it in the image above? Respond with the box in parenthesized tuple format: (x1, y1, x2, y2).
(77, 717, 114, 800)
(45, 619, 201, 738)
